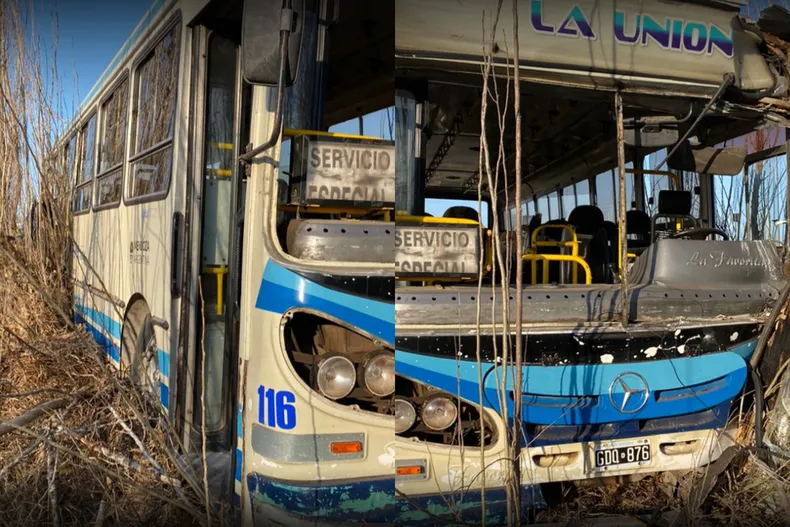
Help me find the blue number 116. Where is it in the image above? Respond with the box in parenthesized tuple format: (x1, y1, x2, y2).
(257, 386, 296, 430)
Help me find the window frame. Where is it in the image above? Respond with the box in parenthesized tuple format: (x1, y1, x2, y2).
(72, 111, 98, 216)
(94, 70, 131, 212)
(123, 11, 183, 207)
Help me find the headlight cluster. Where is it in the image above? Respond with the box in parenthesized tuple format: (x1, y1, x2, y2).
(315, 350, 394, 400)
(394, 395, 458, 433)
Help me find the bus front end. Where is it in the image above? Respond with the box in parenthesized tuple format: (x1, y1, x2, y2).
(237, 1, 397, 524)
(392, 0, 790, 524)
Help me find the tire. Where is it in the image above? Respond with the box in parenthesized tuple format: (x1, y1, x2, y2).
(121, 309, 160, 404)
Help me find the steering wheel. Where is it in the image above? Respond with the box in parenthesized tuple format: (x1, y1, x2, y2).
(668, 227, 729, 241)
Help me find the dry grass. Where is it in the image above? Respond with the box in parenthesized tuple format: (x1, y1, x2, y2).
(0, 246, 216, 527)
(0, 1, 219, 523)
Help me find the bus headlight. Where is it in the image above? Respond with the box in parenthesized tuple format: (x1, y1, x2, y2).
(361, 351, 395, 397)
(316, 355, 356, 400)
(394, 397, 417, 433)
(421, 396, 458, 431)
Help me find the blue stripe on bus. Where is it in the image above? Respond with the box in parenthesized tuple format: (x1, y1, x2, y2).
(255, 262, 394, 344)
(74, 312, 121, 362)
(74, 303, 122, 341)
(158, 349, 170, 378)
(237, 404, 243, 439)
(235, 449, 243, 483)
(396, 342, 753, 426)
(397, 486, 545, 526)
(74, 304, 171, 386)
(160, 383, 169, 410)
(246, 473, 544, 525)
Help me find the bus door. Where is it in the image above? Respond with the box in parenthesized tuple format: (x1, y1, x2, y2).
(182, 24, 247, 501)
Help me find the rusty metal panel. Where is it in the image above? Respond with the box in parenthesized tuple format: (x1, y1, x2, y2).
(289, 135, 395, 207)
(286, 219, 394, 264)
(395, 224, 480, 279)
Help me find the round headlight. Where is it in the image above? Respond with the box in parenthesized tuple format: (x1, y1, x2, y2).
(394, 397, 416, 433)
(316, 355, 356, 400)
(361, 351, 395, 397)
(421, 396, 458, 431)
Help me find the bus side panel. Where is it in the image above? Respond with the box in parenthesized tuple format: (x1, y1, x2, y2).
(238, 260, 396, 525)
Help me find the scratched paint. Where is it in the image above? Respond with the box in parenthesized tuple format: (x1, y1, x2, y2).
(248, 474, 396, 523)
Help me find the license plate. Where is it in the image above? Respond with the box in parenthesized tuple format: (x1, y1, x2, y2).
(594, 443, 651, 468)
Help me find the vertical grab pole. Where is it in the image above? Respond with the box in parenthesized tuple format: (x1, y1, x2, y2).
(615, 92, 629, 327)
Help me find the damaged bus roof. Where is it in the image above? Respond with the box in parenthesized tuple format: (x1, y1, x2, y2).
(396, 0, 785, 97)
(395, 0, 790, 200)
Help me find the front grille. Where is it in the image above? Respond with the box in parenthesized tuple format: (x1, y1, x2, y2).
(523, 401, 732, 447)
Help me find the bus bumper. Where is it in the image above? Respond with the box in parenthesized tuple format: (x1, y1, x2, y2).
(246, 474, 396, 526)
(395, 424, 735, 515)
(395, 485, 546, 526)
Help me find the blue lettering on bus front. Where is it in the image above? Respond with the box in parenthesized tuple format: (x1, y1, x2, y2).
(257, 386, 296, 430)
(531, 4, 735, 58)
(613, 10, 734, 57)
(531, 1, 595, 40)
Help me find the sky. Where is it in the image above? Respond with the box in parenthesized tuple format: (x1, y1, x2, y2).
(38, 0, 153, 118)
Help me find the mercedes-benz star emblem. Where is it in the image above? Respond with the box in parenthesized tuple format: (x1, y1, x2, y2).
(608, 372, 650, 414)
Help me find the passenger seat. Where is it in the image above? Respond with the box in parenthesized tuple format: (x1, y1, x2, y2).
(651, 190, 697, 242)
(626, 209, 651, 255)
(443, 206, 479, 223)
(568, 205, 609, 283)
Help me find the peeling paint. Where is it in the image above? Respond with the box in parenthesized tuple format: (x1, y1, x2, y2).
(730, 332, 739, 342)
(378, 447, 396, 467)
(600, 354, 614, 364)
(644, 346, 658, 358)
(677, 345, 686, 354)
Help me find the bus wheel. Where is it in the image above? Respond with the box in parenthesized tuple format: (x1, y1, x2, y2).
(133, 315, 160, 404)
(121, 307, 160, 405)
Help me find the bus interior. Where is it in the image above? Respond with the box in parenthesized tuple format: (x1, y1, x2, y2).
(393, 75, 790, 329)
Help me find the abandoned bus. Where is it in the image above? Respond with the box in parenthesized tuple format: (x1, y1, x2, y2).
(394, 0, 790, 524)
(66, 0, 396, 524)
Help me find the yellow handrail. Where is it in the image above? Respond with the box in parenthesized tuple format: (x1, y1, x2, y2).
(202, 266, 228, 316)
(395, 214, 479, 226)
(283, 128, 385, 142)
(529, 224, 579, 256)
(522, 254, 592, 285)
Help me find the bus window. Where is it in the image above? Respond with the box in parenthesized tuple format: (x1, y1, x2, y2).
(644, 150, 674, 216)
(685, 172, 701, 218)
(547, 191, 560, 219)
(561, 186, 575, 218)
(714, 154, 787, 242)
(614, 162, 636, 210)
(96, 76, 129, 208)
(425, 198, 488, 228)
(595, 170, 616, 221)
(537, 195, 550, 222)
(128, 21, 181, 201)
(329, 109, 394, 138)
(576, 179, 591, 206)
(64, 136, 76, 186)
(72, 115, 96, 214)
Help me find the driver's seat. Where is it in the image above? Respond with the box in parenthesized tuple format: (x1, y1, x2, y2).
(650, 190, 698, 243)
